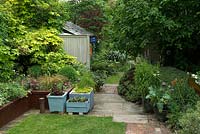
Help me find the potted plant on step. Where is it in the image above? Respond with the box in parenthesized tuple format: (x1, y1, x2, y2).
(47, 82, 71, 113)
(66, 97, 90, 114)
(146, 86, 171, 122)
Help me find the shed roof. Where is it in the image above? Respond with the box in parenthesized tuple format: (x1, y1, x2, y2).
(62, 21, 93, 36)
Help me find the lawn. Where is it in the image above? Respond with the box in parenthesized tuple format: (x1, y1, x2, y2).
(6, 114, 126, 134)
(160, 67, 188, 83)
(105, 72, 124, 84)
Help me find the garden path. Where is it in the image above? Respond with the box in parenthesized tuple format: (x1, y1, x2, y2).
(89, 84, 171, 134)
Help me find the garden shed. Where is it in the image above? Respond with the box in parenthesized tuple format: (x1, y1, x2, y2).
(60, 22, 94, 68)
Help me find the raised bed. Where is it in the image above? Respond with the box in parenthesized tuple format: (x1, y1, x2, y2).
(0, 90, 50, 128)
(0, 96, 30, 128)
(66, 100, 90, 114)
(69, 90, 94, 111)
(28, 90, 50, 109)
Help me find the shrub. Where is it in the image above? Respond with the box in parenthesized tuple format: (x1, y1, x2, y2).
(159, 67, 188, 84)
(93, 70, 107, 91)
(78, 72, 95, 89)
(106, 50, 127, 63)
(37, 74, 68, 90)
(0, 94, 8, 107)
(0, 82, 27, 106)
(177, 101, 200, 134)
(117, 67, 140, 101)
(167, 79, 199, 129)
(50, 82, 71, 96)
(146, 86, 171, 113)
(59, 65, 78, 83)
(0, 45, 16, 82)
(134, 60, 160, 99)
(41, 52, 77, 75)
(91, 61, 115, 76)
(16, 28, 77, 74)
(28, 65, 42, 78)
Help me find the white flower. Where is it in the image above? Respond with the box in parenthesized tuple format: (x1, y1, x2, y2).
(192, 74, 198, 79)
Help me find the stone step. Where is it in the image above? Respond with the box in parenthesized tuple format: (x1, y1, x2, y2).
(113, 115, 148, 124)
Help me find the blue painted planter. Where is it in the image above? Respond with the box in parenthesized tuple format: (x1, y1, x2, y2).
(66, 100, 90, 113)
(69, 90, 94, 111)
(47, 92, 67, 112)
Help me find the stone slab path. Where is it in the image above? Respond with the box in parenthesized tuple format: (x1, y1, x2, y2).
(89, 84, 171, 134)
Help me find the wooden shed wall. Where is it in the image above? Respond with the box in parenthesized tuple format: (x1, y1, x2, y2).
(60, 35, 90, 68)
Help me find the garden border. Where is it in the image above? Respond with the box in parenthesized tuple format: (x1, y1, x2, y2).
(0, 91, 50, 128)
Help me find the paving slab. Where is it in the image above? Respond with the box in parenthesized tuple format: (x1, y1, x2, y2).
(89, 88, 147, 123)
(113, 115, 148, 124)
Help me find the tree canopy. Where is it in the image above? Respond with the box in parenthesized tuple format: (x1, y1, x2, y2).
(69, 0, 107, 35)
(110, 0, 200, 70)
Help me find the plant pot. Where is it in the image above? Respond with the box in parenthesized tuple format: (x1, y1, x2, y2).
(154, 107, 168, 122)
(143, 99, 154, 113)
(66, 100, 90, 113)
(47, 92, 67, 112)
(69, 90, 94, 111)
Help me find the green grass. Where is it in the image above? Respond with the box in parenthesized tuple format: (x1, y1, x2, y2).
(6, 114, 125, 134)
(105, 72, 124, 84)
(160, 66, 188, 84)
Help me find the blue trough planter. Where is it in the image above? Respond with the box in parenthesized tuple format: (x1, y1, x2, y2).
(47, 92, 67, 112)
(69, 90, 94, 111)
(66, 100, 90, 113)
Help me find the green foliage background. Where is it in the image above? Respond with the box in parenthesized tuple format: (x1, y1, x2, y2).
(104, 0, 200, 70)
(0, 0, 75, 81)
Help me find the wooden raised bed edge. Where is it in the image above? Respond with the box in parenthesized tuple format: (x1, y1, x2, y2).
(0, 95, 30, 128)
(0, 90, 50, 128)
(29, 90, 50, 109)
